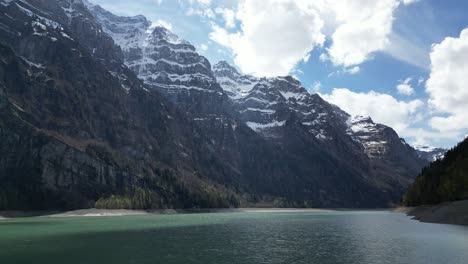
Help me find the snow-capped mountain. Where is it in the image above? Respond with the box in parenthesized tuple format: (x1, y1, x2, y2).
(84, 2, 429, 207)
(414, 145, 447, 161)
(212, 61, 420, 162)
(0, 0, 246, 209)
(212, 61, 427, 200)
(88, 4, 220, 95)
(212, 61, 259, 99)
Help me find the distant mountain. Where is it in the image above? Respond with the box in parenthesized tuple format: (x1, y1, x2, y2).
(414, 145, 447, 162)
(0, 0, 430, 210)
(403, 138, 468, 206)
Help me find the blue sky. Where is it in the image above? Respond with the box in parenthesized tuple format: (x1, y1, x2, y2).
(90, 0, 468, 148)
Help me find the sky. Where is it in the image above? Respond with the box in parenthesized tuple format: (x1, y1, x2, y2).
(89, 0, 468, 149)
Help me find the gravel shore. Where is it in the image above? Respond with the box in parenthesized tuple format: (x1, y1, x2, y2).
(404, 200, 468, 226)
(0, 208, 338, 219)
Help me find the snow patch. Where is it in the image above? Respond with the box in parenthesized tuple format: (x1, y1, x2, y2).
(246, 120, 286, 132)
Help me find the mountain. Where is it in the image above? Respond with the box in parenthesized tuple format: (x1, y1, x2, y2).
(213, 61, 428, 204)
(0, 0, 429, 209)
(90, 4, 432, 207)
(0, 0, 240, 210)
(414, 145, 447, 162)
(403, 138, 468, 206)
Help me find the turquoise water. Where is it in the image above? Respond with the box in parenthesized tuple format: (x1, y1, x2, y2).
(0, 211, 467, 264)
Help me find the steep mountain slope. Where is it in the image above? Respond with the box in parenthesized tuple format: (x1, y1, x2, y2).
(0, 0, 430, 209)
(87, 3, 433, 207)
(86, 4, 382, 207)
(403, 138, 468, 206)
(213, 61, 428, 204)
(0, 0, 240, 210)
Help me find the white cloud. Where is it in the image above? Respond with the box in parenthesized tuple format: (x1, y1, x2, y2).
(205, 0, 420, 76)
(417, 76, 425, 86)
(319, 53, 328, 62)
(344, 66, 360, 75)
(215, 7, 236, 29)
(210, 0, 325, 77)
(188, 0, 211, 5)
(311, 81, 321, 92)
(198, 43, 208, 52)
(321, 88, 424, 136)
(185, 0, 215, 19)
(426, 28, 468, 134)
(187, 7, 215, 19)
(401, 0, 419, 4)
(327, 0, 399, 67)
(396, 77, 415, 95)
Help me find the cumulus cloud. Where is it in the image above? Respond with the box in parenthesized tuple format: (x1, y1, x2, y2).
(215, 7, 236, 29)
(321, 88, 424, 136)
(209, 1, 325, 77)
(396, 77, 415, 95)
(344, 66, 360, 75)
(204, 0, 419, 76)
(327, 0, 399, 67)
(426, 28, 468, 134)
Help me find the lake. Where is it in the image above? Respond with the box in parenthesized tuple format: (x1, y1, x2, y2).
(0, 211, 467, 264)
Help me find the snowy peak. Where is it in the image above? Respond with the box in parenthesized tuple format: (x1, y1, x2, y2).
(147, 25, 190, 46)
(213, 61, 259, 99)
(87, 5, 218, 93)
(347, 115, 374, 125)
(89, 4, 190, 51)
(213, 61, 417, 160)
(346, 115, 389, 157)
(87, 4, 151, 51)
(213, 61, 355, 140)
(213, 60, 238, 73)
(414, 145, 447, 161)
(213, 61, 242, 80)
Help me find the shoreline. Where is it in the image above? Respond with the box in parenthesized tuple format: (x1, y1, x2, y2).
(0, 208, 348, 220)
(398, 200, 468, 226)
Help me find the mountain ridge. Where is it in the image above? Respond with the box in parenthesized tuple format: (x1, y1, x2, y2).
(0, 0, 430, 209)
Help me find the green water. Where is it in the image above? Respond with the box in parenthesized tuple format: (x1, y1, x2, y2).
(1, 211, 467, 264)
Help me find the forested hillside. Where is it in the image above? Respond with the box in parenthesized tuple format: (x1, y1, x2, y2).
(403, 138, 468, 206)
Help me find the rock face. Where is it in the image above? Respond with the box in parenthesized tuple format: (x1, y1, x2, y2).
(0, 0, 429, 209)
(212, 61, 428, 205)
(0, 0, 239, 210)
